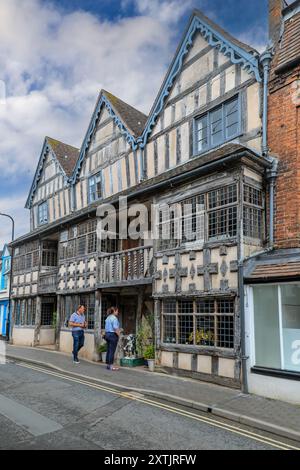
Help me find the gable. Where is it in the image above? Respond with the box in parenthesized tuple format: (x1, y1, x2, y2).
(72, 91, 147, 182)
(78, 105, 131, 180)
(138, 9, 261, 148)
(26, 138, 74, 209)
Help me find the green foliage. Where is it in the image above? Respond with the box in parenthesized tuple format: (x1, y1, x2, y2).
(52, 312, 57, 329)
(143, 344, 155, 360)
(97, 342, 107, 353)
(189, 329, 215, 345)
(136, 314, 154, 357)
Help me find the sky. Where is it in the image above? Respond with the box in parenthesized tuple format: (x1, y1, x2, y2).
(0, 0, 269, 246)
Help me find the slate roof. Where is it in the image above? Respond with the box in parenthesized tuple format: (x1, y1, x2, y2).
(47, 137, 79, 178)
(274, 9, 300, 73)
(244, 249, 300, 282)
(102, 90, 148, 138)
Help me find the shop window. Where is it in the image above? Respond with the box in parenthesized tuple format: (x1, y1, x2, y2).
(253, 284, 300, 373)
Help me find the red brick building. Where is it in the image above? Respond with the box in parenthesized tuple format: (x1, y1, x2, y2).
(244, 0, 300, 404)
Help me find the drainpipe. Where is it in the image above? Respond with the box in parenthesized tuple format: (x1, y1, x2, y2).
(238, 178, 248, 394)
(266, 156, 279, 248)
(260, 51, 273, 156)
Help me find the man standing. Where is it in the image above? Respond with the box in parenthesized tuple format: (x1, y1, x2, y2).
(69, 305, 87, 364)
(105, 306, 121, 371)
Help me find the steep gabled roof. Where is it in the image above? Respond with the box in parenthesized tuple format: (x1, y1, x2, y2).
(102, 90, 147, 137)
(72, 89, 147, 181)
(25, 137, 79, 209)
(46, 137, 79, 178)
(137, 9, 261, 148)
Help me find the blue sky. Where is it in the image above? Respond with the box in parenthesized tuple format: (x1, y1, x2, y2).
(0, 0, 269, 245)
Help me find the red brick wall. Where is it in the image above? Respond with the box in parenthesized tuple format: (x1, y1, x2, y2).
(268, 70, 300, 248)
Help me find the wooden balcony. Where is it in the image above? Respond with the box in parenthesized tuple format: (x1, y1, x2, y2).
(38, 271, 58, 293)
(99, 246, 153, 287)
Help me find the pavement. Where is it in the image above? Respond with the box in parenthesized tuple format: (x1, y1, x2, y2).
(4, 344, 300, 443)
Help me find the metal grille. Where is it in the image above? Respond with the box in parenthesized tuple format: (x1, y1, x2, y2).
(41, 302, 54, 326)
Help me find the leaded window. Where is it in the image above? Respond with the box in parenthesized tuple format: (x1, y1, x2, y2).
(14, 298, 36, 326)
(59, 219, 97, 260)
(243, 185, 264, 239)
(157, 184, 238, 250)
(162, 298, 235, 349)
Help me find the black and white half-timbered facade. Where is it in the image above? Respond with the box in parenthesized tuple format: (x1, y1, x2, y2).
(10, 10, 273, 387)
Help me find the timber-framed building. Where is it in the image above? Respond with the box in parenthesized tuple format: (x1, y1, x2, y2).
(10, 9, 273, 388)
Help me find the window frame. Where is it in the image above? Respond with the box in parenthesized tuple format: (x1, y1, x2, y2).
(251, 283, 300, 374)
(88, 171, 103, 204)
(38, 201, 48, 226)
(161, 297, 236, 351)
(193, 95, 241, 156)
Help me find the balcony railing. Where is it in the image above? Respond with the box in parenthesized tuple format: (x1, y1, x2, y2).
(38, 271, 57, 293)
(99, 246, 153, 285)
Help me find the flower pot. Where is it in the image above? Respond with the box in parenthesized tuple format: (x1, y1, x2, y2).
(147, 359, 155, 372)
(101, 352, 107, 363)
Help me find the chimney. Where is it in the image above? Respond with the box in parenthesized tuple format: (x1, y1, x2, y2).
(269, 0, 284, 46)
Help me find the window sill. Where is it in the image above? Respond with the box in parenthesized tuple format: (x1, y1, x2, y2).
(251, 366, 300, 381)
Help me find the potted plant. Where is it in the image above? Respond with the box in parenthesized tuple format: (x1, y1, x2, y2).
(144, 344, 155, 372)
(97, 343, 107, 363)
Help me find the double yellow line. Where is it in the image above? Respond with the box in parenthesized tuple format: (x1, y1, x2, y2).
(18, 362, 299, 451)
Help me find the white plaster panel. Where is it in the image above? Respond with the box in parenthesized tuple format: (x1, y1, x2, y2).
(197, 355, 212, 374)
(178, 353, 192, 371)
(12, 328, 35, 347)
(160, 351, 173, 368)
(218, 358, 235, 379)
(225, 65, 236, 93)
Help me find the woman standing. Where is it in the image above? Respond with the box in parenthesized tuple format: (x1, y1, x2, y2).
(105, 306, 121, 371)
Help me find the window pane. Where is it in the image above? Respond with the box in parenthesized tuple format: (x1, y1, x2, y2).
(163, 315, 176, 344)
(179, 316, 194, 345)
(225, 98, 239, 138)
(196, 116, 208, 152)
(253, 286, 281, 369)
(281, 284, 300, 372)
(217, 316, 234, 348)
(196, 316, 215, 346)
(210, 107, 223, 145)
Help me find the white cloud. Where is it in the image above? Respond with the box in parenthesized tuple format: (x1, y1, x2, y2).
(0, 0, 194, 245)
(0, 0, 262, 246)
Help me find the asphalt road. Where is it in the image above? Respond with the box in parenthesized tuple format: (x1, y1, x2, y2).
(0, 360, 298, 451)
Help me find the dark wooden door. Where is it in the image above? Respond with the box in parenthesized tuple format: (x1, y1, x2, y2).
(121, 297, 137, 335)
